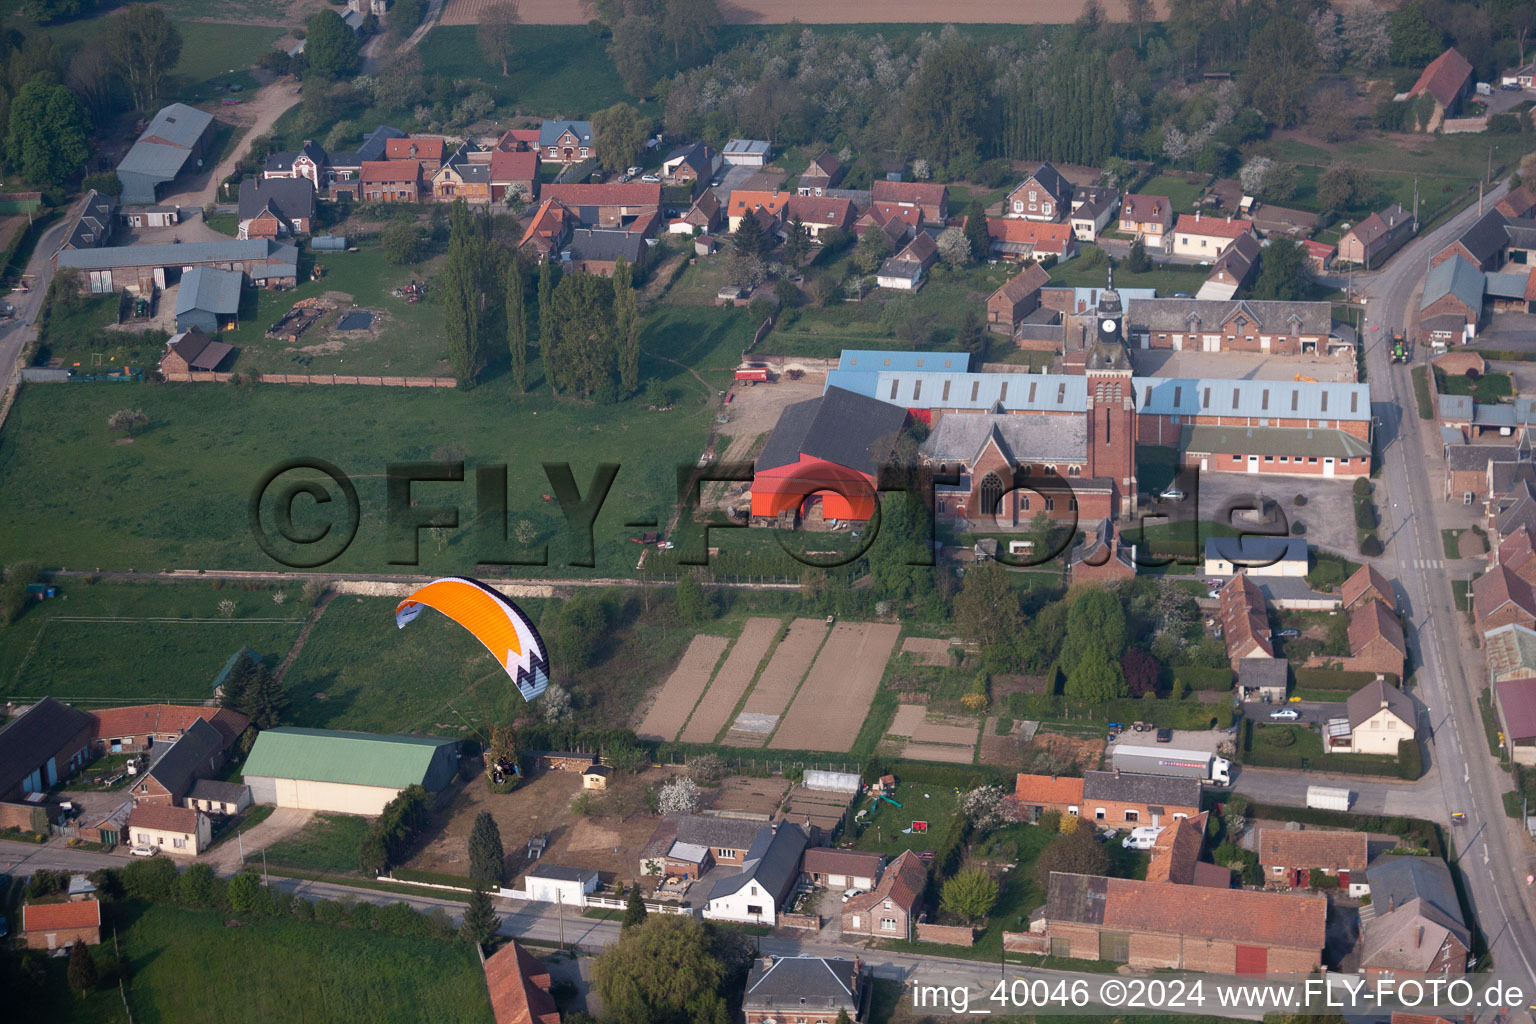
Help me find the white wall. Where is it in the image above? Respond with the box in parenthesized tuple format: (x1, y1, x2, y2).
(247, 775, 401, 815)
(705, 882, 779, 926)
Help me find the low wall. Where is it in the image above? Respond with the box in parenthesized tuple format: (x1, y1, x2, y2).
(916, 923, 975, 946)
(0, 800, 48, 832)
(1442, 116, 1489, 134)
(778, 913, 821, 930)
(327, 580, 554, 599)
(164, 371, 457, 387)
(1002, 931, 1048, 954)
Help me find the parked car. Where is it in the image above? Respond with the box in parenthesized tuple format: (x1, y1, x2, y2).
(1159, 487, 1186, 501)
(130, 845, 160, 857)
(841, 888, 865, 902)
(627, 166, 642, 176)
(1156, 728, 1173, 743)
(1269, 708, 1300, 720)
(1273, 628, 1300, 638)
(641, 174, 660, 183)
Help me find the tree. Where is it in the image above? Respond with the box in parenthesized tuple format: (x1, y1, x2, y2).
(1340, 2, 1389, 68)
(784, 217, 810, 267)
(548, 271, 617, 398)
(505, 258, 528, 392)
(685, 753, 726, 785)
(234, 656, 289, 729)
(963, 200, 991, 264)
(608, 15, 663, 96)
(67, 37, 115, 123)
(1033, 825, 1110, 888)
(1251, 238, 1314, 302)
(960, 785, 1020, 833)
(460, 886, 499, 948)
(592, 102, 650, 174)
(177, 862, 216, 906)
(6, 79, 90, 189)
(940, 867, 999, 925)
(1317, 164, 1375, 213)
(904, 34, 993, 165)
(305, 9, 361, 79)
(593, 915, 731, 1024)
(606, 741, 647, 775)
(612, 257, 639, 394)
(673, 573, 715, 623)
(67, 939, 97, 995)
(227, 871, 261, 912)
(657, 777, 700, 815)
(106, 408, 148, 438)
(1239, 18, 1316, 129)
(1125, 237, 1149, 273)
(1388, 2, 1444, 67)
(381, 222, 424, 265)
(468, 811, 506, 887)
(936, 226, 972, 267)
(1059, 587, 1128, 677)
(477, 0, 520, 76)
(1065, 646, 1129, 703)
(958, 309, 988, 362)
(109, 5, 182, 112)
(623, 885, 648, 930)
(853, 226, 891, 275)
(218, 649, 261, 713)
(1126, 0, 1152, 46)
(661, 0, 720, 64)
(551, 591, 612, 671)
(1121, 648, 1161, 697)
(538, 259, 558, 392)
(1309, 8, 1343, 69)
(954, 562, 1024, 652)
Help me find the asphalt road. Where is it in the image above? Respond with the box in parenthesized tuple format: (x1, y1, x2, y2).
(1361, 181, 1536, 997)
(0, 202, 79, 390)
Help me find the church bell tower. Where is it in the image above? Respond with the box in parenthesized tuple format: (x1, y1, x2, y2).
(1085, 266, 1137, 519)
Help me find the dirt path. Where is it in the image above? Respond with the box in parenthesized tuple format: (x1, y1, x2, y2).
(200, 807, 315, 873)
(445, 0, 1160, 25)
(273, 590, 335, 685)
(160, 79, 302, 209)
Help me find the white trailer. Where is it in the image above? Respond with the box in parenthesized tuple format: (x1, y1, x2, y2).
(1305, 786, 1353, 811)
(1109, 745, 1231, 785)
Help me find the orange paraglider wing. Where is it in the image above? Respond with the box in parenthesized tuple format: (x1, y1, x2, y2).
(395, 577, 549, 701)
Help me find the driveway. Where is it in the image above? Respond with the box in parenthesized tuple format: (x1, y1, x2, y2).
(1471, 311, 1536, 351)
(158, 79, 302, 210)
(1242, 702, 1344, 728)
(817, 887, 843, 941)
(200, 806, 314, 873)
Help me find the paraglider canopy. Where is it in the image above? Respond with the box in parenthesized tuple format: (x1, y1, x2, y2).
(395, 577, 549, 702)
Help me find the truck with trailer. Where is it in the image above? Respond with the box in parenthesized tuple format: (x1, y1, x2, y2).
(1108, 745, 1231, 785)
(1305, 786, 1353, 811)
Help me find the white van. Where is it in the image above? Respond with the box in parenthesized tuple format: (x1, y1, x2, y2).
(1121, 826, 1166, 850)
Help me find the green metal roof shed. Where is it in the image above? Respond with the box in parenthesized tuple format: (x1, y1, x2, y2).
(243, 727, 459, 792)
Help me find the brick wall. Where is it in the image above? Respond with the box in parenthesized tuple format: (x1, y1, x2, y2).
(917, 923, 975, 946)
(1003, 931, 1048, 953)
(1046, 922, 1321, 974)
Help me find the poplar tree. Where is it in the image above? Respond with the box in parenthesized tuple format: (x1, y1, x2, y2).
(505, 258, 528, 392)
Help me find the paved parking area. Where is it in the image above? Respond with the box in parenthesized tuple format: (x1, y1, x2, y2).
(1131, 349, 1357, 382)
(1472, 312, 1536, 352)
(1242, 702, 1345, 727)
(1109, 729, 1225, 754)
(1181, 472, 1359, 559)
(1488, 359, 1536, 395)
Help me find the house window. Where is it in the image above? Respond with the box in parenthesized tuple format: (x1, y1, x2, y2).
(884, 899, 893, 910)
(580, 148, 588, 158)
(1013, 201, 1023, 213)
(747, 904, 763, 916)
(1280, 456, 1289, 462)
(1044, 497, 1055, 511)
(913, 380, 922, 400)
(1094, 808, 1106, 820)
(881, 918, 897, 931)
(173, 837, 186, 849)
(549, 147, 557, 157)
(971, 381, 980, 402)
(1069, 498, 1078, 512)
(1309, 457, 1318, 463)
(1043, 203, 1052, 215)
(716, 848, 731, 857)
(1124, 810, 1140, 822)
(890, 381, 899, 400)
(942, 380, 951, 402)
(750, 885, 759, 895)
(1264, 456, 1274, 462)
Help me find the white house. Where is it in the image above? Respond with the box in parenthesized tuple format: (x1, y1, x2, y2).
(523, 864, 599, 905)
(703, 824, 808, 927)
(1202, 536, 1309, 577)
(127, 803, 211, 856)
(1330, 679, 1417, 755)
(722, 139, 771, 167)
(876, 257, 924, 291)
(1171, 213, 1255, 260)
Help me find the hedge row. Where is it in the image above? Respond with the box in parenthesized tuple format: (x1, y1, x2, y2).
(1291, 668, 1398, 692)
(1241, 801, 1443, 858)
(1171, 666, 1234, 691)
(1006, 692, 1233, 730)
(1240, 720, 1420, 779)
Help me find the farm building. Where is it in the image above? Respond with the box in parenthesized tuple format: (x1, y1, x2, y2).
(174, 266, 242, 333)
(58, 190, 116, 252)
(116, 102, 214, 204)
(722, 139, 771, 167)
(0, 697, 93, 803)
(185, 779, 253, 816)
(55, 239, 299, 294)
(1257, 828, 1370, 887)
(160, 328, 235, 375)
(483, 941, 560, 1024)
(523, 864, 599, 904)
(801, 848, 882, 889)
(125, 717, 230, 804)
(237, 176, 316, 239)
(242, 727, 460, 815)
(21, 899, 101, 950)
(1360, 856, 1470, 975)
(90, 703, 249, 754)
(1043, 873, 1327, 974)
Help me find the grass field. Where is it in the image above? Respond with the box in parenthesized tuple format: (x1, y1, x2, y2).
(115, 902, 488, 1023)
(0, 355, 731, 574)
(1047, 256, 1209, 295)
(282, 594, 548, 732)
(0, 581, 305, 704)
(263, 812, 373, 873)
(418, 25, 630, 115)
(852, 781, 958, 857)
(1138, 173, 1209, 214)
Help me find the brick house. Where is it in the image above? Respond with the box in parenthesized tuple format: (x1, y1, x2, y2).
(1013, 771, 1198, 827)
(542, 182, 662, 232)
(563, 228, 646, 277)
(518, 198, 572, 261)
(986, 262, 1050, 335)
(1005, 163, 1072, 221)
(262, 140, 329, 190)
(159, 328, 233, 375)
(1337, 205, 1414, 269)
(483, 941, 560, 1024)
(360, 160, 419, 202)
(384, 136, 447, 177)
(1498, 185, 1536, 220)
(1125, 298, 1338, 355)
(1011, 773, 1088, 819)
(22, 899, 101, 950)
(236, 176, 315, 239)
(786, 194, 854, 238)
(1495, 671, 1536, 764)
(1474, 563, 1536, 633)
(842, 849, 925, 939)
(797, 150, 845, 196)
(802, 847, 883, 889)
(539, 120, 594, 163)
(986, 218, 1077, 262)
(1143, 812, 1225, 886)
(128, 802, 212, 855)
(1257, 828, 1370, 887)
(679, 189, 722, 234)
(1407, 47, 1474, 131)
(726, 189, 790, 232)
(1119, 194, 1173, 249)
(1432, 209, 1510, 272)
(1420, 254, 1485, 346)
(1171, 213, 1254, 260)
(1360, 856, 1469, 976)
(90, 704, 249, 754)
(432, 142, 492, 203)
(743, 955, 860, 1024)
(660, 141, 718, 188)
(870, 180, 948, 225)
(125, 717, 227, 805)
(1044, 873, 1326, 974)
(638, 814, 763, 877)
(1345, 599, 1408, 678)
(1341, 563, 1398, 613)
(1219, 574, 1275, 670)
(1067, 518, 1137, 584)
(489, 149, 539, 204)
(1499, 527, 1536, 587)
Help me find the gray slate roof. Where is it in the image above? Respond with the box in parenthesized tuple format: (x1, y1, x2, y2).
(1204, 534, 1308, 565)
(237, 176, 315, 225)
(540, 120, 593, 147)
(1346, 678, 1414, 730)
(1450, 208, 1511, 265)
(564, 228, 645, 264)
(744, 956, 858, 1012)
(673, 814, 768, 851)
(1127, 297, 1332, 334)
(920, 411, 1086, 465)
(1081, 769, 1200, 809)
(332, 125, 406, 168)
(187, 778, 250, 804)
(64, 191, 115, 250)
(708, 822, 808, 903)
(1180, 425, 1372, 459)
(756, 386, 908, 476)
(0, 697, 92, 796)
(142, 717, 223, 799)
(1365, 855, 1466, 931)
(139, 102, 213, 151)
(57, 239, 273, 270)
(1421, 254, 1485, 312)
(526, 864, 599, 884)
(1446, 444, 1515, 471)
(175, 266, 242, 317)
(1238, 658, 1290, 690)
(264, 140, 328, 175)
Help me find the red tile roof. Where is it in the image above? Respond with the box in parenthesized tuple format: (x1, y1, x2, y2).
(871, 180, 947, 210)
(728, 189, 790, 219)
(1219, 574, 1274, 661)
(1256, 828, 1370, 872)
(992, 263, 1051, 306)
(129, 803, 199, 834)
(91, 704, 249, 747)
(986, 218, 1075, 253)
(786, 194, 853, 229)
(1474, 563, 1536, 625)
(1014, 773, 1085, 805)
(1498, 185, 1536, 220)
(360, 160, 418, 184)
(489, 150, 539, 182)
(1340, 563, 1396, 612)
(495, 128, 542, 152)
(542, 183, 661, 207)
(1101, 876, 1327, 949)
(802, 847, 883, 877)
(1497, 677, 1536, 740)
(1410, 47, 1474, 109)
(483, 941, 560, 1024)
(1175, 214, 1255, 240)
(1393, 1014, 1472, 1024)
(385, 137, 446, 162)
(518, 199, 570, 251)
(23, 899, 101, 932)
(845, 848, 926, 915)
(1145, 812, 1207, 885)
(1348, 599, 1406, 657)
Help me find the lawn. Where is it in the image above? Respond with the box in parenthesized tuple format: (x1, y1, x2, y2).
(21, 16, 277, 95)
(418, 26, 630, 115)
(115, 902, 490, 1023)
(1443, 527, 1487, 560)
(282, 594, 547, 733)
(1138, 173, 1210, 215)
(263, 812, 373, 873)
(1048, 256, 1209, 296)
(0, 364, 724, 576)
(1436, 367, 1513, 404)
(1411, 365, 1433, 419)
(851, 781, 959, 858)
(0, 581, 305, 704)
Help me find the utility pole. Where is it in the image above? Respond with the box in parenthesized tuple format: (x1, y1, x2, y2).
(1489, 146, 1494, 186)
(557, 891, 565, 951)
(1413, 175, 1420, 232)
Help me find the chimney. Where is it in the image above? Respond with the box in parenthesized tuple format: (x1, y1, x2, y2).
(1195, 211, 1202, 222)
(1416, 926, 1424, 948)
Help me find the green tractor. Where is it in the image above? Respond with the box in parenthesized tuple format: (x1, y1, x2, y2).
(1390, 333, 1408, 363)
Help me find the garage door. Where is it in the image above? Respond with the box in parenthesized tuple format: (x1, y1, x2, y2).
(1235, 945, 1268, 975)
(1099, 931, 1130, 962)
(828, 874, 847, 887)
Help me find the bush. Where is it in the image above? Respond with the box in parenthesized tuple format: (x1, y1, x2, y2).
(1353, 477, 1372, 498)
(1398, 737, 1423, 780)
(1354, 497, 1378, 531)
(1261, 727, 1298, 748)
(1293, 494, 1307, 507)
(1291, 521, 1306, 536)
(1359, 533, 1383, 557)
